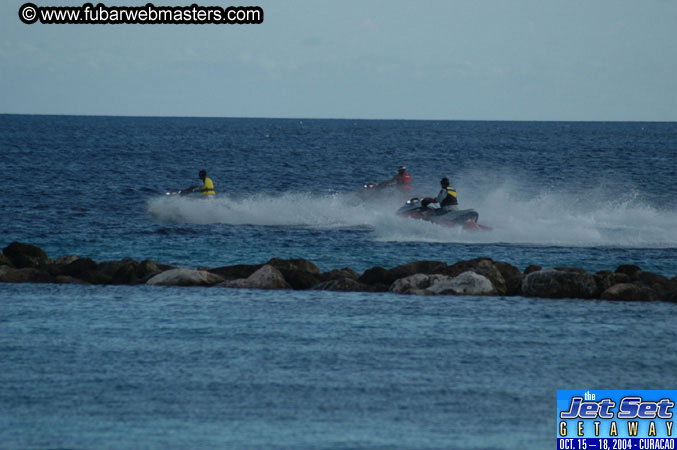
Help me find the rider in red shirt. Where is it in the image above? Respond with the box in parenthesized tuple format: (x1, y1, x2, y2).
(380, 165, 412, 195)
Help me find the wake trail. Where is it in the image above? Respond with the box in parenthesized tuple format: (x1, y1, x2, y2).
(146, 185, 677, 248)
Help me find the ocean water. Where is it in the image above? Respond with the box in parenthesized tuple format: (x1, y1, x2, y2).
(1, 115, 677, 448)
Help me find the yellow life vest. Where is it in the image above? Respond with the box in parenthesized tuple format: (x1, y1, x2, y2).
(441, 186, 458, 207)
(200, 177, 215, 196)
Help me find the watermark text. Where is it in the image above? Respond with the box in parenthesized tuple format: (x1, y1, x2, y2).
(19, 2, 264, 25)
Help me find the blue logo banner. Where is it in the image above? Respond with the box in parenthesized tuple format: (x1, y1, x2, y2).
(557, 390, 676, 449)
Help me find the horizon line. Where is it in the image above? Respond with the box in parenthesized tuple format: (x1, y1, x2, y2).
(1, 112, 676, 124)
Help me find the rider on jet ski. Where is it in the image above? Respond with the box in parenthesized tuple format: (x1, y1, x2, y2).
(422, 177, 458, 213)
(184, 170, 215, 196)
(396, 176, 489, 229)
(379, 165, 412, 195)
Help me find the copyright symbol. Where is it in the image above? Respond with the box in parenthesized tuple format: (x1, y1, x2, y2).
(19, 3, 39, 24)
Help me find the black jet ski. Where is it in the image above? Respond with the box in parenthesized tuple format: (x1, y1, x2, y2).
(164, 187, 215, 199)
(396, 197, 491, 231)
(358, 182, 412, 202)
(165, 189, 192, 196)
(358, 182, 390, 201)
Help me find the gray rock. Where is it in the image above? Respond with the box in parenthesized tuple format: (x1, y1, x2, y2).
(381, 261, 449, 286)
(3, 242, 49, 268)
(61, 258, 111, 284)
(357, 266, 387, 285)
(147, 268, 225, 287)
(524, 265, 542, 275)
(600, 283, 656, 301)
(616, 264, 642, 279)
(282, 270, 323, 290)
(595, 270, 631, 293)
(494, 261, 524, 295)
(634, 271, 677, 299)
(390, 273, 430, 293)
(0, 253, 11, 267)
(98, 258, 135, 276)
(428, 271, 496, 295)
(390, 273, 450, 294)
(0, 266, 54, 283)
(99, 259, 162, 284)
(138, 260, 162, 280)
(218, 264, 290, 290)
(554, 266, 590, 275)
(312, 277, 376, 292)
(53, 255, 79, 265)
(438, 259, 507, 295)
(355, 261, 447, 287)
(322, 268, 360, 281)
(266, 257, 321, 275)
(211, 258, 321, 289)
(265, 258, 323, 290)
(209, 263, 262, 280)
(521, 269, 598, 299)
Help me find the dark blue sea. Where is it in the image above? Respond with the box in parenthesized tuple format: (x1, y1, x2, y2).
(1, 115, 676, 449)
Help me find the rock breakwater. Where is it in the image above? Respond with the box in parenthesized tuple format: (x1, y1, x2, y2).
(2, 242, 677, 302)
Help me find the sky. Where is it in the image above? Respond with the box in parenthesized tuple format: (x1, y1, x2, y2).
(1, 0, 676, 121)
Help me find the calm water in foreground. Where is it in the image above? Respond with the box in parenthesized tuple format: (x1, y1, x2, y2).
(2, 283, 677, 449)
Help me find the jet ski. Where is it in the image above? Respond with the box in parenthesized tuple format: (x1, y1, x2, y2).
(358, 182, 389, 200)
(358, 182, 412, 202)
(164, 188, 214, 199)
(396, 197, 491, 231)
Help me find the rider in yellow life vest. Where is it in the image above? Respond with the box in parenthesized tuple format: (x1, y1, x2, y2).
(198, 170, 215, 196)
(422, 177, 458, 212)
(185, 170, 215, 196)
(436, 177, 458, 208)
